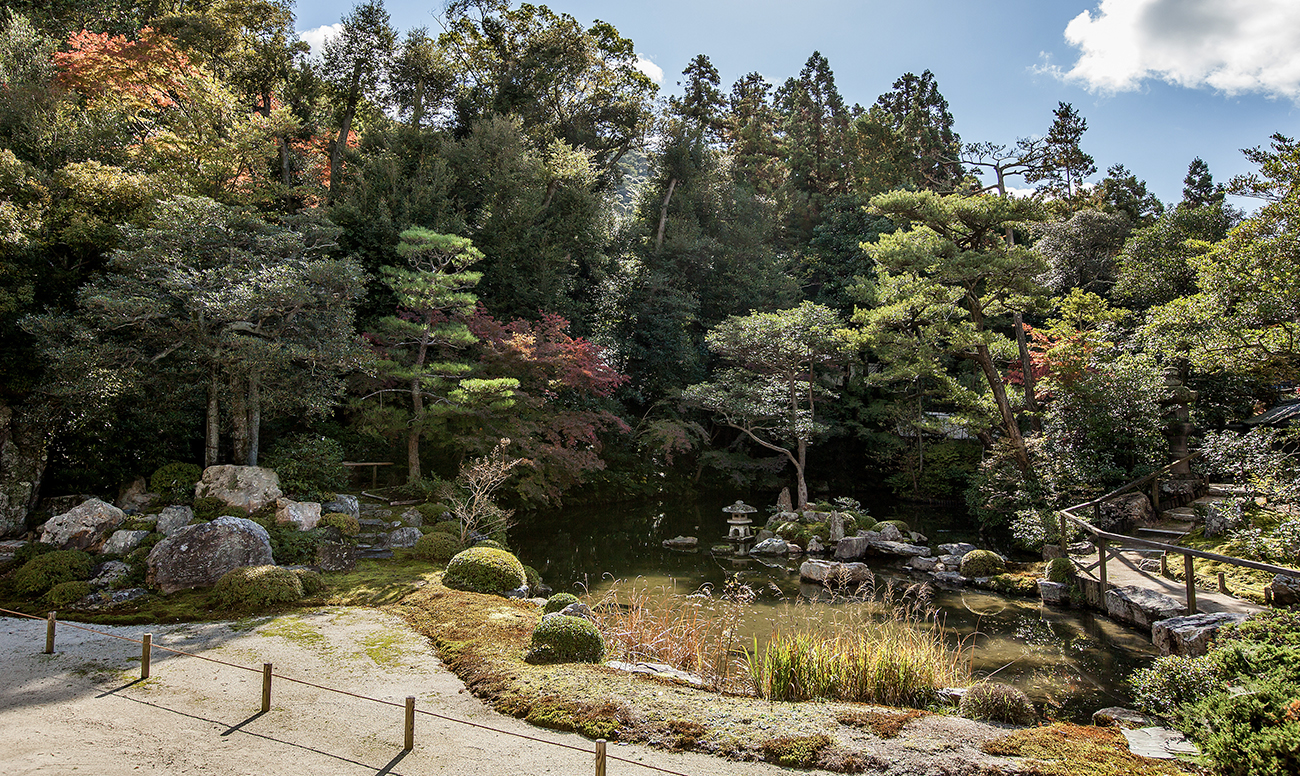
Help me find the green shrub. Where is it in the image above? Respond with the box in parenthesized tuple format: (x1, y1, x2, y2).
(544, 593, 580, 614)
(525, 615, 605, 663)
(806, 522, 829, 541)
(261, 434, 348, 502)
(413, 531, 463, 563)
(775, 521, 811, 545)
(417, 502, 450, 521)
(473, 538, 508, 551)
(988, 574, 1039, 596)
(211, 565, 304, 611)
(45, 580, 92, 608)
(1185, 673, 1300, 776)
(319, 512, 360, 538)
(878, 519, 910, 533)
(1045, 557, 1075, 584)
(431, 520, 461, 536)
(958, 682, 1035, 725)
(192, 496, 244, 521)
(442, 547, 527, 595)
(855, 515, 878, 532)
(760, 734, 832, 768)
(523, 565, 542, 592)
(841, 515, 859, 535)
(12, 541, 56, 567)
(960, 549, 1006, 577)
(292, 568, 324, 597)
(149, 462, 203, 504)
(1130, 654, 1223, 717)
(10, 550, 93, 597)
(249, 515, 323, 566)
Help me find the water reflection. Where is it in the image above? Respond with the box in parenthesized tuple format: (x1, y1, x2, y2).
(511, 496, 1157, 720)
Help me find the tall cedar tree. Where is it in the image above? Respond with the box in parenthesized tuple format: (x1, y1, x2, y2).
(1027, 102, 1095, 200)
(322, 0, 395, 198)
(777, 52, 851, 242)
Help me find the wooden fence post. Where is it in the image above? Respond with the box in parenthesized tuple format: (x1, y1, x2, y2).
(1184, 554, 1197, 614)
(141, 634, 152, 679)
(1097, 537, 1108, 592)
(45, 611, 55, 654)
(1218, 571, 1227, 593)
(1160, 553, 1168, 578)
(1057, 512, 1068, 557)
(595, 739, 607, 776)
(404, 696, 415, 751)
(262, 663, 272, 713)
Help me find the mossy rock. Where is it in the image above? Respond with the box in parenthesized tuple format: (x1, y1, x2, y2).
(760, 734, 832, 768)
(841, 515, 859, 535)
(413, 531, 464, 563)
(431, 520, 461, 536)
(544, 592, 580, 614)
(319, 512, 360, 538)
(210, 565, 304, 611)
(855, 515, 878, 531)
(960, 549, 1006, 577)
(878, 519, 910, 533)
(958, 682, 1035, 725)
(416, 503, 450, 521)
(806, 522, 830, 541)
(292, 568, 325, 597)
(988, 574, 1039, 596)
(192, 496, 247, 521)
(525, 614, 605, 663)
(45, 580, 93, 608)
(442, 547, 527, 595)
(12, 541, 56, 567)
(1045, 557, 1075, 584)
(775, 521, 811, 545)
(10, 550, 93, 597)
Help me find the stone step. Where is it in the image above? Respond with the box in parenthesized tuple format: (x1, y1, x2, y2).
(1161, 507, 1197, 520)
(357, 548, 393, 559)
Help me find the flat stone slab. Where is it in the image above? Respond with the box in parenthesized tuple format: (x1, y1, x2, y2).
(1152, 611, 1247, 657)
(1105, 585, 1185, 630)
(605, 660, 707, 688)
(800, 559, 873, 586)
(1093, 706, 1158, 729)
(1120, 727, 1199, 760)
(869, 540, 930, 557)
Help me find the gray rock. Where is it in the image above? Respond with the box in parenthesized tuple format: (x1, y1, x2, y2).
(750, 537, 790, 556)
(0, 539, 28, 564)
(315, 541, 356, 572)
(39, 498, 126, 551)
(399, 507, 424, 527)
(1203, 499, 1245, 538)
(1152, 612, 1247, 657)
(869, 540, 930, 557)
(1067, 541, 1096, 556)
(878, 523, 904, 542)
(89, 560, 130, 589)
(800, 559, 873, 586)
(909, 556, 938, 572)
(1105, 585, 1185, 630)
(786, 543, 803, 555)
(662, 535, 698, 549)
(79, 587, 149, 610)
(937, 687, 967, 704)
(504, 585, 530, 599)
(938, 542, 977, 557)
(388, 527, 423, 548)
(1098, 491, 1154, 534)
(155, 506, 195, 536)
(116, 478, 156, 512)
(932, 571, 967, 586)
(146, 516, 274, 594)
(909, 532, 928, 545)
(756, 529, 775, 541)
(101, 529, 150, 556)
(194, 465, 282, 513)
(275, 498, 322, 531)
(805, 538, 826, 554)
(1120, 727, 1200, 760)
(559, 602, 594, 620)
(605, 660, 707, 688)
(1092, 707, 1158, 729)
(833, 535, 871, 560)
(939, 553, 966, 567)
(1038, 580, 1068, 606)
(829, 513, 845, 542)
(1267, 573, 1300, 605)
(322, 494, 360, 520)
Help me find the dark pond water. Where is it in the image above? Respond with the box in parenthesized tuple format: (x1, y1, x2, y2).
(511, 495, 1157, 721)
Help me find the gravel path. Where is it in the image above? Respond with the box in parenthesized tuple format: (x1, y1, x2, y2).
(0, 609, 816, 776)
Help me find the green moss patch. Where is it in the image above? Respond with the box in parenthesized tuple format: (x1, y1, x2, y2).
(982, 724, 1193, 776)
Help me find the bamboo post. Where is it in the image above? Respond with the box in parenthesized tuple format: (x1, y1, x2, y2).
(595, 739, 607, 776)
(45, 611, 55, 654)
(1218, 571, 1227, 593)
(262, 663, 272, 713)
(1160, 553, 1169, 578)
(141, 634, 152, 679)
(1185, 554, 1197, 614)
(1097, 537, 1108, 592)
(404, 696, 415, 751)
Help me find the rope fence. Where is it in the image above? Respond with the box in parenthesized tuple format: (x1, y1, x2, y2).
(1, 606, 690, 776)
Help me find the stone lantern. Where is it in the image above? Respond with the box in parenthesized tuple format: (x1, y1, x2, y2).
(723, 500, 757, 556)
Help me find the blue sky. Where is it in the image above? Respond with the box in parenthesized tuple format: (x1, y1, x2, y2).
(296, 0, 1300, 206)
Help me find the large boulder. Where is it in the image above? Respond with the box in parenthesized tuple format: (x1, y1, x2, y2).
(1266, 573, 1300, 606)
(115, 477, 157, 512)
(800, 559, 873, 586)
(833, 535, 871, 560)
(155, 506, 195, 536)
(869, 540, 930, 557)
(750, 537, 790, 556)
(315, 541, 356, 572)
(101, 529, 150, 556)
(275, 498, 321, 531)
(322, 494, 360, 520)
(938, 542, 977, 557)
(1038, 580, 1069, 606)
(1152, 612, 1247, 657)
(1105, 585, 1185, 630)
(1097, 492, 1154, 534)
(388, 527, 423, 548)
(194, 466, 282, 513)
(39, 498, 126, 551)
(1203, 500, 1245, 538)
(146, 516, 274, 594)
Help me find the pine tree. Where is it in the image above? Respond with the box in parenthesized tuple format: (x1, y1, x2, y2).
(1180, 157, 1224, 208)
(1027, 102, 1096, 200)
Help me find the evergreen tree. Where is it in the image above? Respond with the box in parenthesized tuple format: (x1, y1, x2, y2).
(859, 69, 963, 192)
(322, 0, 396, 197)
(1180, 157, 1225, 209)
(727, 72, 783, 196)
(1027, 102, 1096, 200)
(776, 51, 851, 241)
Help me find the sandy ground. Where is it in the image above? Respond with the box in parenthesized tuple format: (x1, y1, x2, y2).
(1, 608, 832, 776)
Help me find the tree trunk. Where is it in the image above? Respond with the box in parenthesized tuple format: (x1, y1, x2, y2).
(795, 437, 808, 511)
(328, 63, 363, 199)
(0, 400, 54, 536)
(1014, 312, 1041, 433)
(407, 314, 434, 484)
(230, 373, 249, 465)
(973, 344, 1031, 473)
(205, 372, 220, 468)
(248, 374, 260, 467)
(654, 177, 678, 254)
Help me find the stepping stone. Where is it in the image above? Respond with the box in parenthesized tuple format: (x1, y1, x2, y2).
(1120, 727, 1199, 760)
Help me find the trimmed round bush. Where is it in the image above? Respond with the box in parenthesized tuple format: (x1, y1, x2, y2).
(46, 580, 93, 608)
(211, 565, 304, 611)
(414, 531, 464, 563)
(11, 550, 93, 597)
(544, 592, 580, 614)
(959, 682, 1035, 725)
(525, 615, 605, 664)
(442, 547, 527, 595)
(431, 520, 461, 536)
(1045, 557, 1075, 584)
(855, 515, 878, 532)
(960, 549, 1006, 577)
(473, 538, 508, 551)
(293, 568, 324, 597)
(320, 512, 360, 538)
(417, 503, 450, 521)
(150, 462, 202, 503)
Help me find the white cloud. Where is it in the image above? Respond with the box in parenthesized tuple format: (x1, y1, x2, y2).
(298, 23, 343, 59)
(634, 54, 663, 84)
(1054, 0, 1300, 100)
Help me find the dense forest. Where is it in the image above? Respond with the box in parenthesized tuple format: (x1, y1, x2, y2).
(2, 0, 1298, 539)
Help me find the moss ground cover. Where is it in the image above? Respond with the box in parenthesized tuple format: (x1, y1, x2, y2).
(982, 724, 1192, 776)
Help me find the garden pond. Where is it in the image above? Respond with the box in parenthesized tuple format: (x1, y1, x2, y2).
(511, 495, 1158, 722)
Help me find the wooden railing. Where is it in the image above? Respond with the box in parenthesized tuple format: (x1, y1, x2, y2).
(1056, 450, 1300, 615)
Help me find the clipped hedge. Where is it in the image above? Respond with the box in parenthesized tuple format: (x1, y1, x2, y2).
(543, 592, 580, 614)
(442, 547, 526, 595)
(959, 682, 1035, 725)
(525, 614, 605, 664)
(10, 550, 93, 597)
(1045, 557, 1075, 584)
(211, 565, 304, 611)
(414, 531, 464, 563)
(960, 549, 1006, 577)
(473, 538, 508, 551)
(46, 580, 93, 608)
